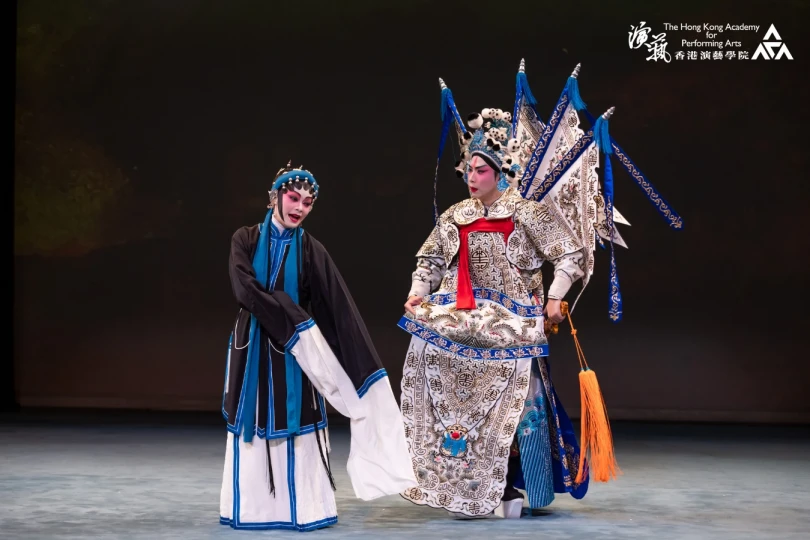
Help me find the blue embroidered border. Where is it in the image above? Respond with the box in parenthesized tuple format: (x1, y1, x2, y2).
(396, 317, 548, 360)
(528, 130, 595, 203)
(357, 368, 388, 399)
(520, 93, 569, 198)
(610, 139, 684, 229)
(219, 515, 338, 532)
(578, 109, 683, 230)
(424, 288, 544, 318)
(284, 319, 317, 350)
(227, 434, 338, 531)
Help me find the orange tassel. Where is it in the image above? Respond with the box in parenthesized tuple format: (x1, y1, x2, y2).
(558, 302, 621, 484)
(576, 368, 620, 483)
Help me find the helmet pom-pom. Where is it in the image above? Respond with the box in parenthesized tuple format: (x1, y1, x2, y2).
(467, 112, 484, 130)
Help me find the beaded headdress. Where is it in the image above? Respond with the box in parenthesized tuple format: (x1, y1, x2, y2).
(268, 160, 319, 209)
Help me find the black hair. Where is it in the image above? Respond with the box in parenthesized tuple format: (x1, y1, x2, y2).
(279, 180, 316, 197)
(470, 152, 501, 173)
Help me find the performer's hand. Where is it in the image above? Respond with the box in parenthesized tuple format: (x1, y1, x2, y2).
(404, 296, 423, 315)
(545, 299, 565, 324)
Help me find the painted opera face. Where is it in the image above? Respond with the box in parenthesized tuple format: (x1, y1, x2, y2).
(466, 155, 499, 203)
(274, 185, 315, 228)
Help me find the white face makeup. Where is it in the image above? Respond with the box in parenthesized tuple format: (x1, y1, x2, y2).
(274, 187, 314, 228)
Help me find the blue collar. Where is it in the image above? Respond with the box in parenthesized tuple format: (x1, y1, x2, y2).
(269, 217, 295, 240)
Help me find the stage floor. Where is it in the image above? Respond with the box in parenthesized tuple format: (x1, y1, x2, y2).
(1, 411, 808, 539)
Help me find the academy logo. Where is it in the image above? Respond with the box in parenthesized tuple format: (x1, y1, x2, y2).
(752, 24, 793, 60)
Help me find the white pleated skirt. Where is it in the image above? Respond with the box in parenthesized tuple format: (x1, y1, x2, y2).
(220, 430, 337, 531)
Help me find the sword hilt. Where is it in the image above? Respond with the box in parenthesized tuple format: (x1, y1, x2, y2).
(544, 301, 570, 335)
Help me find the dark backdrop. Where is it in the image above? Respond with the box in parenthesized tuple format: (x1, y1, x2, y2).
(13, 0, 810, 423)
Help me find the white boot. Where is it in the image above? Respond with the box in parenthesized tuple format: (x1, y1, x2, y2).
(494, 497, 524, 519)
